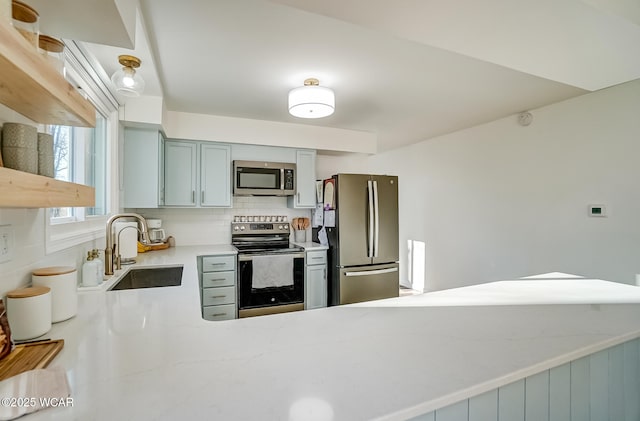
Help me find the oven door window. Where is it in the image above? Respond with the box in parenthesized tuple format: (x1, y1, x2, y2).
(239, 256, 304, 308)
(237, 168, 281, 190)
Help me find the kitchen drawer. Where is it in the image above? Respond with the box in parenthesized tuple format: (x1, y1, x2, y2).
(202, 286, 236, 306)
(202, 304, 236, 321)
(306, 250, 327, 266)
(202, 255, 236, 272)
(202, 271, 235, 288)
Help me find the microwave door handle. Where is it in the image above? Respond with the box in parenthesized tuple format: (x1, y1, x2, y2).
(367, 180, 374, 258)
(373, 180, 379, 258)
(280, 168, 285, 190)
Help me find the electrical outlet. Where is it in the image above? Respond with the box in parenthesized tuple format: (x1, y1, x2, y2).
(0, 225, 15, 263)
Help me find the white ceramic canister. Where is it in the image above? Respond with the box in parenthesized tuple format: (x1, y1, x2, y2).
(31, 266, 78, 323)
(6, 286, 52, 340)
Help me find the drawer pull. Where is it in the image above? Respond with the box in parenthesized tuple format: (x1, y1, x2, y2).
(212, 313, 227, 317)
(311, 257, 323, 259)
(210, 278, 226, 282)
(208, 263, 226, 266)
(211, 295, 227, 299)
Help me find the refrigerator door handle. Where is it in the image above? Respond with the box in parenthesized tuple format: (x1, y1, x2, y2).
(345, 267, 398, 277)
(373, 180, 379, 257)
(367, 179, 374, 258)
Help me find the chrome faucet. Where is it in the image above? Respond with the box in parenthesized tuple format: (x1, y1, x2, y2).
(104, 213, 150, 275)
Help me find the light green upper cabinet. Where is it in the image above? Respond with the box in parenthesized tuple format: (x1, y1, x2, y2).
(164, 139, 231, 208)
(164, 140, 198, 206)
(288, 149, 317, 208)
(123, 128, 165, 208)
(200, 143, 231, 207)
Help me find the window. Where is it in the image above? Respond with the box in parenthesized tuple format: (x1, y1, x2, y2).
(49, 112, 108, 222)
(44, 40, 119, 254)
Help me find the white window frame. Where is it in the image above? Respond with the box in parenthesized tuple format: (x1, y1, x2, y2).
(45, 42, 120, 254)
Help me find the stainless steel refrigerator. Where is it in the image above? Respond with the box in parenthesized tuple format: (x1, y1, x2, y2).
(327, 174, 399, 305)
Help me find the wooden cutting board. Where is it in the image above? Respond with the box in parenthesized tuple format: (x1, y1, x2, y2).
(0, 339, 64, 381)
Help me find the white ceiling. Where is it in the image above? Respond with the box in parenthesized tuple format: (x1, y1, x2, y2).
(72, 0, 640, 152)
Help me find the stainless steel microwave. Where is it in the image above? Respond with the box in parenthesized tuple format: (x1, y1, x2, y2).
(233, 160, 296, 196)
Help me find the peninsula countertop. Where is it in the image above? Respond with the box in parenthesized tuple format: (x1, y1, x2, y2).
(22, 247, 640, 420)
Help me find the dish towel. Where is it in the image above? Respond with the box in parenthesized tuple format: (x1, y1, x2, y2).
(0, 367, 70, 420)
(251, 255, 294, 289)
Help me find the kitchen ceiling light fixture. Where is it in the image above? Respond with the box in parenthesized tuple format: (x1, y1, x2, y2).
(111, 55, 145, 97)
(288, 78, 334, 119)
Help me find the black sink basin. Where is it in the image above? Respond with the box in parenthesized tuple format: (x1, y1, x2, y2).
(109, 266, 183, 291)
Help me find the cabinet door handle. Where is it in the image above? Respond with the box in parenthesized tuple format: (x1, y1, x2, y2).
(192, 190, 195, 203)
(201, 191, 205, 203)
(297, 192, 301, 203)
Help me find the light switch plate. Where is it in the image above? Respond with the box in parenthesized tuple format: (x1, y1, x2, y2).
(588, 204, 606, 217)
(0, 225, 15, 263)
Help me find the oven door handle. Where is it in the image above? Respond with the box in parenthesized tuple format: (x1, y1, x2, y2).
(234, 236, 288, 242)
(345, 267, 398, 277)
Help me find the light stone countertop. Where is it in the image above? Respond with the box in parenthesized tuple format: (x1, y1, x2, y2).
(22, 250, 640, 421)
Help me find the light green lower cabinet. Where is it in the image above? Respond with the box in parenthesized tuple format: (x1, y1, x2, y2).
(305, 250, 327, 309)
(408, 338, 640, 421)
(198, 254, 237, 321)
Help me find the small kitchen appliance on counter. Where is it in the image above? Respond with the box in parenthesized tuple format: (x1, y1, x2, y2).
(232, 216, 305, 318)
(146, 218, 166, 243)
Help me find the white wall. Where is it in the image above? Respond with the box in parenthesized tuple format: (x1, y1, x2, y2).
(315, 152, 371, 180)
(369, 79, 640, 291)
(0, 105, 103, 297)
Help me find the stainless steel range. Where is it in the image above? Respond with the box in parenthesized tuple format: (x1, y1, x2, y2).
(232, 216, 305, 318)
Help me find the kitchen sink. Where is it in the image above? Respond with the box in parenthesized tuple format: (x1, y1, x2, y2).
(109, 266, 183, 291)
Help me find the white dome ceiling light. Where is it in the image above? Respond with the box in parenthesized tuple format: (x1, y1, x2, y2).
(111, 55, 145, 97)
(288, 78, 335, 119)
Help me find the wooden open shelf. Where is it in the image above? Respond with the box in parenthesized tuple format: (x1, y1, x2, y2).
(0, 167, 94, 208)
(0, 20, 95, 127)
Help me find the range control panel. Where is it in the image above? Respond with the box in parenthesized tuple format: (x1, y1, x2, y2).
(232, 216, 290, 233)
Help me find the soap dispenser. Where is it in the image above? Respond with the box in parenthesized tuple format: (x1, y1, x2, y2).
(82, 251, 99, 287)
(92, 249, 104, 283)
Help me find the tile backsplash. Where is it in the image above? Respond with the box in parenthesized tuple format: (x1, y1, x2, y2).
(0, 208, 100, 297)
(128, 196, 312, 246)
(1, 196, 311, 296)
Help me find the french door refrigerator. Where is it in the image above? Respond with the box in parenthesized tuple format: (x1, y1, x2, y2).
(327, 174, 399, 305)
